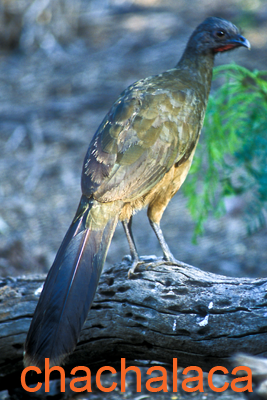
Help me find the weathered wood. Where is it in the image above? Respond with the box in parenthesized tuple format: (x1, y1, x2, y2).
(233, 354, 267, 399)
(1, 259, 267, 390)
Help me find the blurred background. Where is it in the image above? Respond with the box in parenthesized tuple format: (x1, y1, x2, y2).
(0, 0, 266, 281)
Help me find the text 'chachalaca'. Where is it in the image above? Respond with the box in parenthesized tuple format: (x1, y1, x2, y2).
(24, 17, 250, 369)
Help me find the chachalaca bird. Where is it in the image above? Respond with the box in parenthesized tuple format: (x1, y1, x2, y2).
(24, 17, 250, 369)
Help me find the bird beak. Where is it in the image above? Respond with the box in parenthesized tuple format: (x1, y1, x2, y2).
(232, 35, 251, 50)
(214, 34, 251, 53)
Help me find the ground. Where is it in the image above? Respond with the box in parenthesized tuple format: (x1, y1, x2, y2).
(0, 0, 267, 399)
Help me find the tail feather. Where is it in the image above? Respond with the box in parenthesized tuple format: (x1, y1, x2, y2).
(24, 196, 118, 369)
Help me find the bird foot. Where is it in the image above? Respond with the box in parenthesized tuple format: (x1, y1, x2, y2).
(163, 254, 177, 263)
(122, 255, 143, 277)
(144, 256, 189, 270)
(127, 259, 145, 278)
(124, 254, 188, 277)
(162, 256, 193, 269)
(123, 255, 158, 278)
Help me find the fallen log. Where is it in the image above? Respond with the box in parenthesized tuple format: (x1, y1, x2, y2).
(1, 259, 267, 390)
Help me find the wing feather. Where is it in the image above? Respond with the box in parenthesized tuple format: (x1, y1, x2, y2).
(81, 69, 203, 202)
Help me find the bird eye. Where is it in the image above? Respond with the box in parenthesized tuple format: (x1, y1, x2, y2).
(215, 30, 225, 38)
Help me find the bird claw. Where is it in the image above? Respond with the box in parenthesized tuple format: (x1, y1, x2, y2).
(124, 254, 158, 278)
(144, 256, 187, 270)
(122, 254, 143, 277)
(127, 260, 145, 278)
(124, 253, 187, 278)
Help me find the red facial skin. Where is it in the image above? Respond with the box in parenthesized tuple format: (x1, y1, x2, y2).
(214, 44, 237, 52)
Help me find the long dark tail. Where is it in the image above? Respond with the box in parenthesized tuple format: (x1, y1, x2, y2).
(24, 195, 118, 369)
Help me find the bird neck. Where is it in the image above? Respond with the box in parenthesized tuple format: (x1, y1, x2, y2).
(176, 50, 215, 97)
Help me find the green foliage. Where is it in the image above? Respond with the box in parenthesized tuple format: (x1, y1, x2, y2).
(183, 64, 267, 240)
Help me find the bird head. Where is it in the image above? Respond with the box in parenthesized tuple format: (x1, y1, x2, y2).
(186, 17, 250, 56)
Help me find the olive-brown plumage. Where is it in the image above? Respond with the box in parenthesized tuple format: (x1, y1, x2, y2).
(24, 17, 250, 369)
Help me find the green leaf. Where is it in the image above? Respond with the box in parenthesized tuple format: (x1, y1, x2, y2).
(183, 64, 267, 239)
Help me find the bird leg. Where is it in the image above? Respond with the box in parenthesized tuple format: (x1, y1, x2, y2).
(122, 217, 143, 276)
(122, 216, 139, 263)
(122, 217, 158, 276)
(149, 219, 177, 263)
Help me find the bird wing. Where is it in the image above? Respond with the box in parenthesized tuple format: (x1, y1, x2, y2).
(81, 69, 204, 203)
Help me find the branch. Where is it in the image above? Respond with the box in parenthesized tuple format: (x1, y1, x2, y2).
(1, 259, 267, 390)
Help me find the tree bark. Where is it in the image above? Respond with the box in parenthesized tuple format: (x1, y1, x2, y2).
(1, 259, 267, 390)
